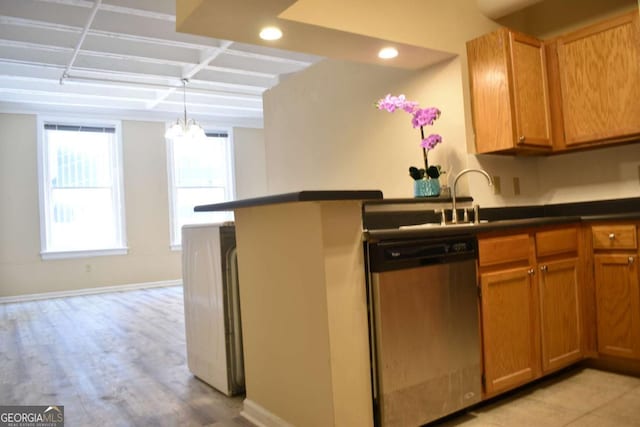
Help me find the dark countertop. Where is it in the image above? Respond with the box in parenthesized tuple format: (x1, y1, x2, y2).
(194, 190, 383, 211)
(364, 197, 640, 242)
(365, 216, 582, 241)
(363, 196, 473, 205)
(194, 191, 639, 241)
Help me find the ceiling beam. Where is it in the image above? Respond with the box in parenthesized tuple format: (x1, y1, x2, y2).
(60, 0, 102, 84)
(34, 0, 176, 22)
(184, 42, 234, 79)
(0, 87, 262, 112)
(0, 15, 316, 66)
(0, 38, 278, 79)
(0, 59, 268, 97)
(146, 40, 235, 110)
(0, 69, 264, 102)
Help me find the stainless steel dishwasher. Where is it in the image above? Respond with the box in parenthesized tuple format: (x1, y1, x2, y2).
(367, 236, 481, 427)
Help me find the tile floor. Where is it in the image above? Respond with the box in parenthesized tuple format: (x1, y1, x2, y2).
(434, 367, 640, 426)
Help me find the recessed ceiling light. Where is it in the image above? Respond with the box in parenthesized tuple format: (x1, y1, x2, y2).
(378, 47, 399, 59)
(260, 26, 283, 41)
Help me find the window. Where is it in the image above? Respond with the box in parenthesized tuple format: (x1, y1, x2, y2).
(167, 131, 234, 249)
(37, 118, 126, 259)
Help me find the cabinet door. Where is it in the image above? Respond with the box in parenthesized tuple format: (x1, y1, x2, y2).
(557, 12, 640, 145)
(594, 254, 640, 359)
(481, 266, 539, 395)
(467, 29, 551, 153)
(467, 29, 515, 153)
(538, 258, 583, 372)
(509, 32, 552, 149)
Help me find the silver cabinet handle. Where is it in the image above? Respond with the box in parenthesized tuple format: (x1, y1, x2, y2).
(527, 268, 535, 275)
(609, 233, 615, 240)
(540, 265, 548, 272)
(518, 136, 525, 143)
(630, 256, 635, 265)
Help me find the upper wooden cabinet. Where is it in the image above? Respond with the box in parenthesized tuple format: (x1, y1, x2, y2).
(552, 11, 640, 147)
(468, 10, 640, 155)
(467, 29, 552, 154)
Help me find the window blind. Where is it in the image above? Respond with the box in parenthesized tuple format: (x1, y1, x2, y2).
(44, 124, 115, 133)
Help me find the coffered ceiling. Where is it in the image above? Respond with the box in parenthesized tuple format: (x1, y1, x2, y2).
(0, 0, 322, 127)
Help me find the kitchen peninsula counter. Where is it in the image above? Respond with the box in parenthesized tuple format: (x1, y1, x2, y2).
(194, 193, 639, 426)
(195, 190, 383, 211)
(195, 190, 382, 427)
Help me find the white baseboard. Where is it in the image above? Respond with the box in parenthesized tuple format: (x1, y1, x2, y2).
(241, 399, 295, 427)
(0, 279, 182, 304)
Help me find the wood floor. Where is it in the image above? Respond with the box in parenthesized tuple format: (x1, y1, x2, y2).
(3, 286, 640, 427)
(0, 286, 251, 427)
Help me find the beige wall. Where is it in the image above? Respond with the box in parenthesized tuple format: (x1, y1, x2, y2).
(263, 57, 540, 203)
(0, 114, 181, 297)
(280, 0, 499, 56)
(0, 113, 266, 297)
(235, 201, 372, 426)
(263, 1, 640, 206)
(538, 144, 640, 204)
(264, 59, 415, 196)
(232, 127, 267, 199)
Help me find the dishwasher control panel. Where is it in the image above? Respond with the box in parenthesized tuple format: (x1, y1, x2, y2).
(368, 236, 477, 272)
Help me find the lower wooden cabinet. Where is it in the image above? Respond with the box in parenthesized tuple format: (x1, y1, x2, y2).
(477, 220, 640, 400)
(478, 225, 584, 397)
(590, 222, 640, 360)
(594, 253, 640, 359)
(480, 266, 539, 395)
(538, 258, 583, 372)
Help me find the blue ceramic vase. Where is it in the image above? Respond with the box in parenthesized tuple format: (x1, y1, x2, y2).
(414, 178, 441, 197)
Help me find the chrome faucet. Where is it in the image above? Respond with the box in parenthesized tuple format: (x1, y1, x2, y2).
(450, 168, 493, 224)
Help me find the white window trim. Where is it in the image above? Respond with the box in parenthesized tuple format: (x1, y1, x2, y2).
(41, 248, 128, 261)
(37, 115, 128, 259)
(166, 126, 236, 251)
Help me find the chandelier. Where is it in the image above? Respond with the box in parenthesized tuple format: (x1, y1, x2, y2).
(165, 78, 206, 139)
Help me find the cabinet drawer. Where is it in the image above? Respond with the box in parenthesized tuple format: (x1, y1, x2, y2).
(536, 227, 578, 257)
(479, 234, 530, 267)
(592, 225, 637, 250)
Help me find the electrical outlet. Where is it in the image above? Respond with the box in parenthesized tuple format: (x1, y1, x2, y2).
(637, 165, 640, 184)
(513, 177, 521, 196)
(493, 176, 501, 195)
(85, 264, 92, 273)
